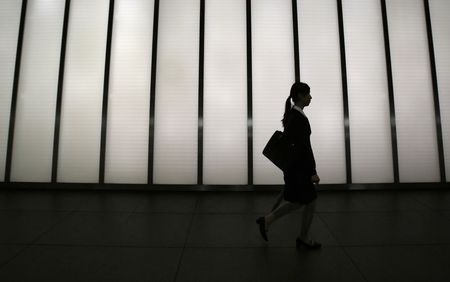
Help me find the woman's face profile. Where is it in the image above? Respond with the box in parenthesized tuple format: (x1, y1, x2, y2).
(297, 92, 312, 107)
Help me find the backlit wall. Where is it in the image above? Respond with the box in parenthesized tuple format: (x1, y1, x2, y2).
(1, 0, 449, 185)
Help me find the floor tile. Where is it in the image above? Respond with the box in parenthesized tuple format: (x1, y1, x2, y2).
(176, 247, 366, 282)
(0, 245, 26, 267)
(410, 190, 450, 210)
(187, 213, 337, 247)
(71, 191, 143, 212)
(1, 189, 449, 282)
(315, 191, 362, 212)
(116, 213, 192, 247)
(441, 211, 450, 220)
(0, 211, 69, 244)
(0, 245, 182, 282)
(345, 245, 450, 282)
(320, 211, 450, 245)
(37, 212, 191, 247)
(0, 191, 82, 211)
(134, 192, 197, 213)
(317, 190, 429, 212)
(195, 191, 283, 214)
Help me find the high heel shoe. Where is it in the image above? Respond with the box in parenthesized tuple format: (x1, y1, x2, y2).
(296, 238, 321, 250)
(256, 217, 268, 241)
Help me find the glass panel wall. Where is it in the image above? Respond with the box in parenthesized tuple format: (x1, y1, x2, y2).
(105, 0, 154, 184)
(58, 0, 109, 183)
(11, 0, 65, 182)
(203, 0, 247, 184)
(387, 0, 440, 182)
(0, 0, 22, 181)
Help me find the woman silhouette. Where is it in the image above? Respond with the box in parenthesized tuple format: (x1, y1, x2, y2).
(257, 82, 321, 249)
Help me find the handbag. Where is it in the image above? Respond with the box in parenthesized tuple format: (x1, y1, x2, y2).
(262, 130, 293, 171)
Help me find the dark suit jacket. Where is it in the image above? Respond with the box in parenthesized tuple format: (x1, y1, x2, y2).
(283, 108, 317, 177)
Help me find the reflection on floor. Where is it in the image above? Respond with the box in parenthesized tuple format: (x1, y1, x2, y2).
(0, 188, 449, 282)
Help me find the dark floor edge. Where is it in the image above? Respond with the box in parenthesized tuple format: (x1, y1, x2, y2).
(0, 183, 449, 192)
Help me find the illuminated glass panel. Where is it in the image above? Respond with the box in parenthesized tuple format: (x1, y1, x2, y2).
(104, 0, 154, 184)
(252, 0, 294, 184)
(429, 0, 450, 182)
(0, 0, 22, 181)
(387, 0, 440, 182)
(153, 0, 199, 184)
(298, 0, 346, 184)
(203, 0, 247, 184)
(11, 0, 65, 182)
(343, 0, 393, 183)
(58, 0, 109, 183)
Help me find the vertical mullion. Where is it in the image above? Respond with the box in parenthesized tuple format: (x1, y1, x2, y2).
(4, 0, 27, 183)
(424, 0, 446, 183)
(246, 0, 253, 185)
(198, 0, 205, 185)
(292, 0, 300, 82)
(336, 0, 351, 184)
(52, 0, 71, 183)
(148, 0, 160, 184)
(380, 0, 399, 183)
(99, 0, 115, 184)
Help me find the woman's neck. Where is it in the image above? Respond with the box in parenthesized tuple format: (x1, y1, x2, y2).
(294, 103, 305, 110)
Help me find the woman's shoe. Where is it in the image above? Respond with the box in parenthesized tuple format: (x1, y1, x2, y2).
(296, 238, 321, 250)
(256, 217, 268, 241)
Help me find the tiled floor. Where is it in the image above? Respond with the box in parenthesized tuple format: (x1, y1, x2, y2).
(0, 189, 449, 282)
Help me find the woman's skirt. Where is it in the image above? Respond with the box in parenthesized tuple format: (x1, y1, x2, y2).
(283, 172, 317, 204)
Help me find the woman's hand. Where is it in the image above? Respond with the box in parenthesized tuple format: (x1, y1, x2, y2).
(311, 174, 320, 184)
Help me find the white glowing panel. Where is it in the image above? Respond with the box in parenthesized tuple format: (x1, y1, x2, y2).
(11, 0, 65, 182)
(203, 0, 247, 184)
(154, 0, 199, 184)
(298, 0, 346, 184)
(429, 0, 450, 182)
(343, 0, 393, 183)
(253, 0, 294, 184)
(0, 0, 22, 181)
(105, 0, 154, 184)
(387, 0, 439, 182)
(57, 0, 109, 183)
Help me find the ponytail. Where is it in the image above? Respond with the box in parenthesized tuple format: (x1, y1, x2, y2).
(281, 96, 292, 128)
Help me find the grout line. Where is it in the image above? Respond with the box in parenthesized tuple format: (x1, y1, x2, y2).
(27, 210, 77, 246)
(172, 195, 199, 282)
(317, 213, 370, 282)
(2, 241, 449, 250)
(0, 210, 75, 272)
(340, 245, 370, 282)
(0, 244, 28, 271)
(1, 243, 184, 249)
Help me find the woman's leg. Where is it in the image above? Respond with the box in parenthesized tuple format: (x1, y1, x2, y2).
(299, 200, 316, 240)
(265, 201, 303, 228)
(270, 190, 284, 212)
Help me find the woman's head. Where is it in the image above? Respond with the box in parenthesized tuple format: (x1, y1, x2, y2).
(282, 82, 311, 127)
(290, 82, 311, 105)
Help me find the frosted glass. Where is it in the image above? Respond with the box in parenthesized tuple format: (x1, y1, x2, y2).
(11, 0, 65, 182)
(58, 0, 109, 183)
(253, 0, 294, 184)
(203, 0, 247, 184)
(105, 0, 154, 184)
(429, 0, 450, 182)
(153, 0, 199, 184)
(0, 0, 22, 181)
(387, 0, 439, 182)
(343, 0, 393, 183)
(298, 0, 346, 184)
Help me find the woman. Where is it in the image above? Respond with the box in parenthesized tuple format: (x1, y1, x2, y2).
(256, 82, 321, 249)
